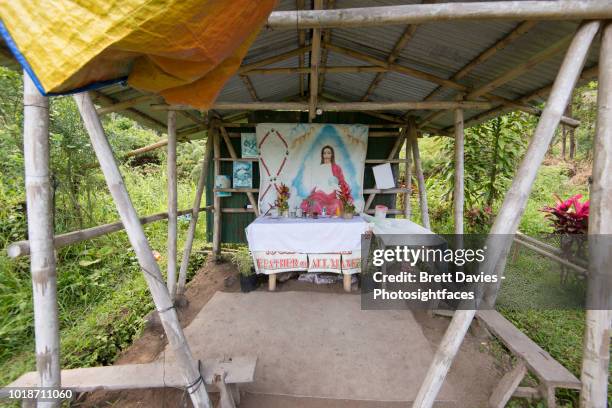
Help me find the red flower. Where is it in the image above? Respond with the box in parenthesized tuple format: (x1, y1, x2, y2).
(542, 194, 589, 234)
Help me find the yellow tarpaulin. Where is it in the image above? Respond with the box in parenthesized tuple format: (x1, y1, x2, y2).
(0, 0, 277, 110)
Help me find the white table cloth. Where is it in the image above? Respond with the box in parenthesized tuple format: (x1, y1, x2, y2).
(246, 215, 369, 253)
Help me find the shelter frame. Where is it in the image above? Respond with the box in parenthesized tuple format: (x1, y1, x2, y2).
(9, 3, 611, 408)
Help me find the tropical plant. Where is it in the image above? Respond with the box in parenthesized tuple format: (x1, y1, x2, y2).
(231, 248, 254, 276)
(541, 194, 589, 235)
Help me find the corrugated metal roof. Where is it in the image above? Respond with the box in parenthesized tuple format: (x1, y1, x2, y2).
(0, 0, 601, 134)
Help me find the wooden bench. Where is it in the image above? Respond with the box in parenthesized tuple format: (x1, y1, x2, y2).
(477, 310, 581, 408)
(3, 356, 256, 408)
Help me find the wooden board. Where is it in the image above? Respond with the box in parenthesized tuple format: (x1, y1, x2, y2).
(477, 310, 580, 389)
(488, 361, 527, 408)
(3, 356, 256, 397)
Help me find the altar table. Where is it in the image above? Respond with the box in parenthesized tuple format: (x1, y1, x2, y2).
(245, 215, 370, 291)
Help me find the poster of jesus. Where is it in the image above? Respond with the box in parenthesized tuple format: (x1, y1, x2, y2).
(256, 124, 368, 214)
(299, 145, 351, 214)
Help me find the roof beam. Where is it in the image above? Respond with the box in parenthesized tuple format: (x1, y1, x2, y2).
(297, 0, 306, 96)
(453, 64, 598, 131)
(242, 66, 389, 75)
(240, 76, 260, 101)
(361, 24, 418, 101)
(326, 43, 467, 92)
(419, 32, 576, 128)
(91, 91, 166, 132)
(152, 100, 491, 112)
(423, 21, 537, 103)
(309, 0, 323, 122)
(466, 33, 573, 99)
(318, 0, 335, 94)
(238, 46, 311, 74)
(266, 2, 612, 29)
(96, 94, 159, 115)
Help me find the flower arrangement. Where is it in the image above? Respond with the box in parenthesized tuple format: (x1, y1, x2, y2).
(336, 181, 355, 216)
(274, 183, 290, 212)
(541, 193, 589, 235)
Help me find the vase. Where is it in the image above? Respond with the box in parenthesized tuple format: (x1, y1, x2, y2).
(240, 270, 259, 293)
(282, 210, 289, 217)
(343, 212, 354, 220)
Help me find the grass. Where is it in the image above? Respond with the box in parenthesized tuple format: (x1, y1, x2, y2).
(0, 161, 209, 387)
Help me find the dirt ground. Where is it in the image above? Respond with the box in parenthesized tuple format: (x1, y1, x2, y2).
(73, 257, 508, 407)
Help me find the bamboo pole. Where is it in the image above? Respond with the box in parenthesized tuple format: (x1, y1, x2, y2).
(23, 72, 61, 407)
(176, 125, 215, 297)
(363, 128, 408, 211)
(219, 127, 260, 215)
(91, 91, 166, 132)
(362, 24, 418, 101)
(7, 207, 212, 259)
(240, 76, 260, 101)
(453, 106, 464, 235)
(458, 65, 598, 131)
(482, 20, 600, 305)
(404, 125, 413, 219)
(73, 91, 212, 408)
(309, 0, 323, 122)
(212, 128, 222, 258)
(297, 0, 306, 96)
(243, 66, 389, 75)
(318, 0, 335, 94)
(412, 21, 600, 408)
(580, 20, 612, 408)
(238, 46, 311, 74)
(328, 39, 577, 128)
(152, 101, 492, 112)
(466, 34, 573, 100)
(267, 2, 612, 29)
(410, 126, 431, 229)
(167, 111, 178, 299)
(96, 95, 158, 115)
(426, 21, 537, 103)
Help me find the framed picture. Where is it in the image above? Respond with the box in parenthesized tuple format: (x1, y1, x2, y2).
(233, 161, 253, 188)
(241, 133, 258, 158)
(215, 175, 232, 197)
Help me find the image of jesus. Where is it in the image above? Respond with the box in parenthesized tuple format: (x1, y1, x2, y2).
(300, 145, 352, 215)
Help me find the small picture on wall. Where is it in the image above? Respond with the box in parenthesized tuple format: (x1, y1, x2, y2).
(241, 133, 258, 158)
(233, 161, 253, 189)
(215, 175, 232, 197)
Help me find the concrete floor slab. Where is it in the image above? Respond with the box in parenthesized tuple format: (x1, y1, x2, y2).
(161, 291, 455, 403)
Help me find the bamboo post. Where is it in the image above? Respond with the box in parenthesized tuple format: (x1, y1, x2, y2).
(364, 128, 408, 211)
(73, 92, 211, 408)
(453, 105, 464, 235)
(7, 207, 211, 259)
(412, 21, 601, 408)
(580, 20, 612, 408)
(267, 3, 612, 29)
(176, 124, 215, 297)
(410, 128, 431, 229)
(404, 124, 413, 219)
(212, 127, 222, 258)
(167, 111, 178, 299)
(23, 72, 61, 407)
(482, 20, 601, 305)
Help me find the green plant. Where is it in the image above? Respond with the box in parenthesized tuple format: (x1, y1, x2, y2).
(231, 249, 254, 276)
